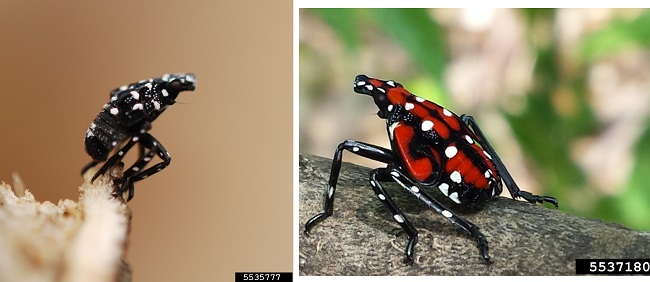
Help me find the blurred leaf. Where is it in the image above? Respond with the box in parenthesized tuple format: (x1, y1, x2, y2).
(618, 122, 650, 230)
(580, 10, 650, 60)
(520, 8, 555, 25)
(312, 9, 360, 51)
(591, 196, 622, 224)
(370, 9, 446, 83)
(404, 76, 447, 106)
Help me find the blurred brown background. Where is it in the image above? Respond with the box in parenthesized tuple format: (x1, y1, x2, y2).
(0, 1, 292, 281)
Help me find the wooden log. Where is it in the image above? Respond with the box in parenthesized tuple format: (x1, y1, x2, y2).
(298, 154, 650, 275)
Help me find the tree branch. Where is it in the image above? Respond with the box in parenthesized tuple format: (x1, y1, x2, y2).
(0, 167, 131, 282)
(298, 154, 650, 275)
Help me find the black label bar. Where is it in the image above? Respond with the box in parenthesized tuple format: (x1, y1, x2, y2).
(576, 259, 650, 275)
(235, 272, 292, 282)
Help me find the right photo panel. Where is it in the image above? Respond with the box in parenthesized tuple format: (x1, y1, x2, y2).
(298, 8, 650, 276)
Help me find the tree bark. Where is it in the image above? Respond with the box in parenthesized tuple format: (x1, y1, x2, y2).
(298, 154, 650, 275)
(0, 167, 131, 282)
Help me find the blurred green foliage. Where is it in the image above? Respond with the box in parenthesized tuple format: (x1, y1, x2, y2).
(580, 11, 650, 60)
(312, 8, 447, 101)
(306, 8, 650, 231)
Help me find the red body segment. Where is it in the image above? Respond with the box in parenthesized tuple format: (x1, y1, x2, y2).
(393, 124, 437, 183)
(356, 75, 501, 206)
(444, 143, 490, 189)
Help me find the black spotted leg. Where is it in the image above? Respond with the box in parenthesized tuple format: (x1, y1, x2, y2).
(90, 138, 138, 183)
(119, 133, 171, 201)
(387, 167, 491, 263)
(87, 120, 154, 183)
(85, 140, 148, 182)
(368, 167, 420, 264)
(304, 140, 394, 232)
(460, 114, 559, 208)
(86, 133, 170, 202)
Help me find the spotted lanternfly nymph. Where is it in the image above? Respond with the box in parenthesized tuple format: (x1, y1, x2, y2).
(82, 73, 196, 201)
(305, 74, 558, 264)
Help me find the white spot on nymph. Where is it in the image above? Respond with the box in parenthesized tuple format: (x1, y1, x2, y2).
(144, 157, 151, 162)
(483, 150, 493, 160)
(388, 122, 400, 140)
(130, 91, 140, 100)
(415, 96, 425, 102)
(112, 141, 117, 146)
(111, 96, 118, 102)
(465, 135, 474, 144)
(110, 107, 119, 115)
(387, 104, 394, 112)
(410, 186, 420, 193)
(145, 83, 152, 90)
(445, 146, 458, 158)
(161, 89, 169, 97)
(393, 214, 405, 223)
(378, 194, 386, 200)
(442, 210, 453, 218)
(185, 75, 195, 83)
(449, 192, 461, 204)
(450, 171, 462, 183)
(86, 130, 94, 137)
(132, 167, 140, 172)
(153, 142, 157, 146)
(90, 123, 96, 129)
(485, 170, 492, 178)
(443, 108, 452, 117)
(118, 151, 124, 156)
(365, 84, 373, 91)
(162, 74, 171, 81)
(421, 120, 434, 131)
(119, 85, 128, 91)
(132, 136, 139, 142)
(153, 101, 161, 110)
(370, 180, 376, 187)
(386, 80, 396, 87)
(132, 103, 144, 110)
(438, 183, 449, 196)
(377, 87, 386, 93)
(352, 146, 359, 152)
(140, 129, 146, 134)
(390, 171, 399, 178)
(356, 80, 366, 86)
(405, 103, 415, 110)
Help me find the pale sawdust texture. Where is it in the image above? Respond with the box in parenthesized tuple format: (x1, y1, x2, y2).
(0, 168, 131, 282)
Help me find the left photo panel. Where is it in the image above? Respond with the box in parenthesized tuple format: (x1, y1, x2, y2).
(0, 1, 293, 281)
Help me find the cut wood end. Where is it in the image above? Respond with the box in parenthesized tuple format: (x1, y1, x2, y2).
(0, 166, 132, 282)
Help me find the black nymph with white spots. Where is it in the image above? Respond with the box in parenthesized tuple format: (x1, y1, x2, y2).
(305, 75, 558, 264)
(83, 73, 196, 201)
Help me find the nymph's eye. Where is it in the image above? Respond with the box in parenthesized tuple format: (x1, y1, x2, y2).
(167, 80, 182, 95)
